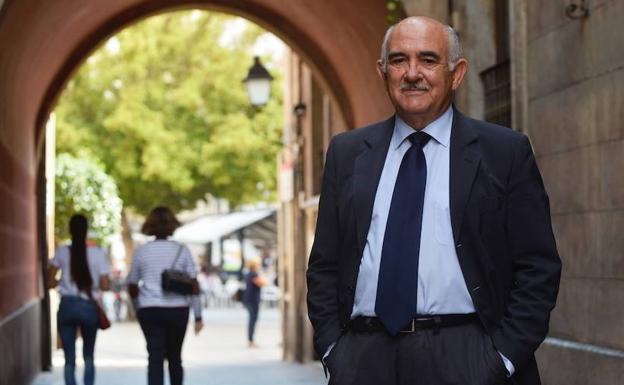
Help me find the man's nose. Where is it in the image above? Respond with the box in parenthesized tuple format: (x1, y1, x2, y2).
(404, 59, 422, 80)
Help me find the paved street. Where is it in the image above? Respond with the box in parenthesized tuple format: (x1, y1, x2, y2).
(32, 306, 325, 385)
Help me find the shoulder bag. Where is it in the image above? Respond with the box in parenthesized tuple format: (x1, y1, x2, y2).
(161, 244, 194, 295)
(86, 289, 111, 330)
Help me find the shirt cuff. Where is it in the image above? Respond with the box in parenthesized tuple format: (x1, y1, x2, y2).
(191, 296, 202, 319)
(322, 342, 336, 363)
(321, 342, 337, 378)
(498, 351, 515, 377)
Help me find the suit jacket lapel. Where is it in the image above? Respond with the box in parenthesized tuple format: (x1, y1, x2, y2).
(353, 116, 395, 257)
(450, 108, 481, 243)
(351, 110, 480, 252)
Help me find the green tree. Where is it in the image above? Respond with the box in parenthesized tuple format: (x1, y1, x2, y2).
(55, 11, 283, 215)
(55, 153, 123, 244)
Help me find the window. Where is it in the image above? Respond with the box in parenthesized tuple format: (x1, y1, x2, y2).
(480, 0, 511, 127)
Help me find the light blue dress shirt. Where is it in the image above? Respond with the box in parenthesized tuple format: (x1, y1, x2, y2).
(352, 106, 474, 317)
(347, 106, 515, 375)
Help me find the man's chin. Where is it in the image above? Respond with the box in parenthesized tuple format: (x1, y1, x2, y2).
(397, 104, 430, 116)
(393, 93, 429, 107)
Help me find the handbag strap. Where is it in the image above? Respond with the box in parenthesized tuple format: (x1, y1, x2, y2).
(170, 244, 184, 269)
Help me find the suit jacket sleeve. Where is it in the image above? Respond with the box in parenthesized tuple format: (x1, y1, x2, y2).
(306, 139, 343, 356)
(492, 135, 562, 368)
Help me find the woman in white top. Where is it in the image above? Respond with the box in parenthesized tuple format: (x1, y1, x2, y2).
(127, 206, 203, 385)
(47, 214, 111, 385)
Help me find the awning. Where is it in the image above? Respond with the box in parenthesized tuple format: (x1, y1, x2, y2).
(173, 208, 276, 247)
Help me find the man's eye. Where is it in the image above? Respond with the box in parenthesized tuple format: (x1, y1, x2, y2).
(389, 58, 407, 66)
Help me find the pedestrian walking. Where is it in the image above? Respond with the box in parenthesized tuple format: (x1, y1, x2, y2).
(243, 258, 268, 348)
(47, 214, 111, 385)
(127, 206, 203, 385)
(110, 269, 125, 321)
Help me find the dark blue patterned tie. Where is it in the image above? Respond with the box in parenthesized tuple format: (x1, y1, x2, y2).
(375, 131, 430, 335)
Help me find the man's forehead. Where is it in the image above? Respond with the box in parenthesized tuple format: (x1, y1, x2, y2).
(388, 20, 448, 55)
(397, 16, 447, 31)
(394, 18, 447, 40)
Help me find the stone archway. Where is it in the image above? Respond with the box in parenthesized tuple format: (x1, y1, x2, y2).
(0, 1, 393, 383)
(1, 0, 393, 166)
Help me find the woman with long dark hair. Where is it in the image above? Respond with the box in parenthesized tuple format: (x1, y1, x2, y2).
(48, 214, 111, 385)
(127, 206, 203, 385)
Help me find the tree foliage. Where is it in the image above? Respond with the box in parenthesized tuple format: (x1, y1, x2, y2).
(55, 153, 123, 244)
(55, 11, 283, 214)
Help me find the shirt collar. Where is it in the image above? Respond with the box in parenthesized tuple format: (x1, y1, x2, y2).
(392, 105, 453, 150)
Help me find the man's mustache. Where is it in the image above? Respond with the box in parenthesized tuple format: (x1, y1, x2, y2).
(400, 82, 429, 91)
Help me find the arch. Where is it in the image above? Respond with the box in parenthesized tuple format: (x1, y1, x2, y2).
(0, 0, 393, 165)
(0, 0, 393, 329)
(0, 2, 393, 381)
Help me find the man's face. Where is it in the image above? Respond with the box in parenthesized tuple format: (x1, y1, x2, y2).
(377, 19, 467, 127)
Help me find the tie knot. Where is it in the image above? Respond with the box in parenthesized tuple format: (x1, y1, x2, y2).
(408, 132, 431, 148)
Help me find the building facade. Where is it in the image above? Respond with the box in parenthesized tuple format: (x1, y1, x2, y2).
(279, 1, 624, 383)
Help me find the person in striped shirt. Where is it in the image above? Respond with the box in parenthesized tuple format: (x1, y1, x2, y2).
(127, 206, 203, 385)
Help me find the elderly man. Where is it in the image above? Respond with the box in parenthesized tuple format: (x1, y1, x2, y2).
(306, 16, 561, 385)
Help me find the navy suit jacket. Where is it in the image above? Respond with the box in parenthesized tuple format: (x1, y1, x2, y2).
(306, 108, 561, 385)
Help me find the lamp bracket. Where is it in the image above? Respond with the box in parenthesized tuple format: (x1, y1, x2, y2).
(566, 0, 590, 19)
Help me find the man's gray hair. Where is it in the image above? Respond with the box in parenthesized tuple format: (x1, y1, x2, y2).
(379, 22, 463, 72)
(446, 26, 463, 71)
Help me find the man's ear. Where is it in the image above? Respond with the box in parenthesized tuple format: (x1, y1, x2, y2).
(451, 58, 468, 90)
(376, 60, 387, 81)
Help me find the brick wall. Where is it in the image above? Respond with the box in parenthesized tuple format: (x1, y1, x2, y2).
(0, 141, 38, 319)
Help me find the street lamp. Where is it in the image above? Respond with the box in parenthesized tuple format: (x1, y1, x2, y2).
(243, 56, 273, 107)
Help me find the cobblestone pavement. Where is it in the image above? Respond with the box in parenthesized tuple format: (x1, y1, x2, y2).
(32, 306, 325, 385)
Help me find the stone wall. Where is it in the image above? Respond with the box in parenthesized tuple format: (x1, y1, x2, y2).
(527, 1, 624, 383)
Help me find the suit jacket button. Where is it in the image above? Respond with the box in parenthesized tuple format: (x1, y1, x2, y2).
(456, 243, 462, 248)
